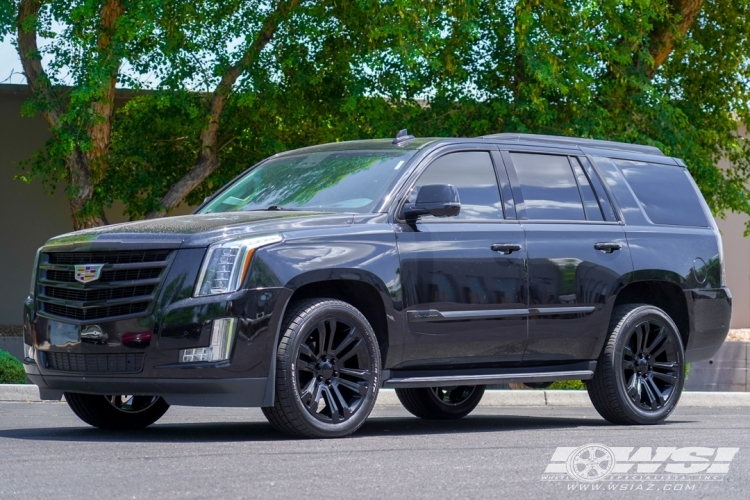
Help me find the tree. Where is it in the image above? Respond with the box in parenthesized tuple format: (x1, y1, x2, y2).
(5, 1, 750, 231)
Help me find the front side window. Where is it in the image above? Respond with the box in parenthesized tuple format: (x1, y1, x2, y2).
(411, 151, 504, 220)
(201, 150, 416, 214)
(510, 153, 587, 221)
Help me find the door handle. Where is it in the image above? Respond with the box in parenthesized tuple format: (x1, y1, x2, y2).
(491, 243, 522, 255)
(594, 242, 622, 254)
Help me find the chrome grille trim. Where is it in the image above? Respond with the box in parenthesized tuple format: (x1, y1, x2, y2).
(36, 249, 172, 323)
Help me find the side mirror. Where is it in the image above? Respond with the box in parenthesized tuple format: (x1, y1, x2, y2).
(401, 184, 461, 220)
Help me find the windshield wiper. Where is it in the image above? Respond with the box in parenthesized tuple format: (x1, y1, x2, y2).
(246, 205, 303, 212)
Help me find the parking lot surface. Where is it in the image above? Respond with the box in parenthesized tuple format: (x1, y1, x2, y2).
(0, 402, 748, 499)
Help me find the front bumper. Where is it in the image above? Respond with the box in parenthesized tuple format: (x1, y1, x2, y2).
(23, 283, 294, 407)
(27, 371, 269, 407)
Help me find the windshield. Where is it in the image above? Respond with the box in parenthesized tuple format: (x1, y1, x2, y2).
(201, 150, 416, 214)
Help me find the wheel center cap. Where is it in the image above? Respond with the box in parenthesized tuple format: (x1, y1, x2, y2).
(318, 360, 334, 380)
(636, 358, 649, 375)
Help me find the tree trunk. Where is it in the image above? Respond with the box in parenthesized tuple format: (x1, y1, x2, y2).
(146, 0, 301, 219)
(17, 0, 122, 230)
(644, 0, 705, 78)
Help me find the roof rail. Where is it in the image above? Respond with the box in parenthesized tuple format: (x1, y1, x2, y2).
(480, 133, 665, 156)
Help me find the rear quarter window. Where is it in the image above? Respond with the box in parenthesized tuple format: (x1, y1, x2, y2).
(613, 159, 709, 227)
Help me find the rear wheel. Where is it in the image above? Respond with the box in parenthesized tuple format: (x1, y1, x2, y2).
(396, 385, 485, 420)
(262, 299, 381, 438)
(587, 304, 685, 425)
(65, 393, 169, 429)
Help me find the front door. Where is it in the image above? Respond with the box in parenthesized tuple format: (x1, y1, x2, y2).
(502, 151, 633, 362)
(395, 149, 528, 368)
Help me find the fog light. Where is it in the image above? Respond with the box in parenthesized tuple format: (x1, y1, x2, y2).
(179, 318, 237, 363)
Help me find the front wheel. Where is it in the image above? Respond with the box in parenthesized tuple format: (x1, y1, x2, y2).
(262, 299, 381, 438)
(65, 393, 169, 429)
(587, 304, 685, 425)
(396, 385, 486, 420)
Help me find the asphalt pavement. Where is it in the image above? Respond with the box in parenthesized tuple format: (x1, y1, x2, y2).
(0, 402, 748, 499)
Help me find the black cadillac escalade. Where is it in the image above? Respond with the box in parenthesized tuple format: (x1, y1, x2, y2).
(22, 132, 731, 437)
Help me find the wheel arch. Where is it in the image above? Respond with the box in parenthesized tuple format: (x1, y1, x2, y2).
(612, 280, 691, 349)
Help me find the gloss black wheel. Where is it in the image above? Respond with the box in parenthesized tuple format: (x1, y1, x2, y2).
(587, 304, 685, 425)
(396, 385, 485, 420)
(65, 393, 169, 429)
(262, 299, 380, 438)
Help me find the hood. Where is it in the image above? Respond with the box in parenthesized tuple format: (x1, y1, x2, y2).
(43, 212, 354, 252)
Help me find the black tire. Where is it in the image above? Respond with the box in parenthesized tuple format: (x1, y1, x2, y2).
(262, 299, 381, 438)
(395, 385, 486, 420)
(65, 393, 169, 429)
(587, 304, 685, 425)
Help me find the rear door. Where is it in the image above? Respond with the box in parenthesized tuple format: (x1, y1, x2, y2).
(502, 150, 633, 362)
(395, 148, 528, 368)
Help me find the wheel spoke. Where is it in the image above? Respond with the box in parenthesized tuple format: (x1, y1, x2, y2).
(338, 338, 365, 363)
(300, 377, 318, 406)
(626, 374, 639, 401)
(339, 367, 370, 380)
(622, 359, 635, 370)
(331, 382, 353, 419)
(651, 371, 677, 385)
(332, 327, 361, 357)
(297, 360, 315, 373)
(316, 322, 327, 357)
(641, 377, 660, 410)
(646, 375, 667, 406)
(325, 319, 337, 355)
(309, 382, 325, 413)
(337, 377, 367, 396)
(623, 346, 635, 360)
(645, 327, 667, 356)
(635, 323, 647, 353)
(652, 361, 679, 370)
(322, 386, 340, 423)
(299, 343, 318, 361)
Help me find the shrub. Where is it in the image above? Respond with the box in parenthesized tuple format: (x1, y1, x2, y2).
(0, 349, 26, 384)
(547, 379, 586, 390)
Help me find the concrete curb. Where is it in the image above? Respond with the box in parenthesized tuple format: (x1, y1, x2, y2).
(2, 385, 750, 407)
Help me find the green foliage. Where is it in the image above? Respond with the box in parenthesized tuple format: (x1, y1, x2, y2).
(5, 1, 750, 226)
(547, 380, 586, 391)
(0, 350, 26, 384)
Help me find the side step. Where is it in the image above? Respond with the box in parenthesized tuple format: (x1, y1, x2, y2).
(382, 361, 596, 389)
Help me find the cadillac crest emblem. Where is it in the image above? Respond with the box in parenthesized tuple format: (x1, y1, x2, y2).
(75, 264, 104, 283)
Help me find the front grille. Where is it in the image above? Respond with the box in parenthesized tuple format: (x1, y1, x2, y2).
(45, 352, 144, 373)
(38, 249, 172, 322)
(48, 250, 171, 265)
(45, 267, 163, 283)
(44, 285, 156, 302)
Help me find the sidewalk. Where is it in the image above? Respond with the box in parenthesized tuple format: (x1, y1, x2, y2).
(2, 385, 750, 407)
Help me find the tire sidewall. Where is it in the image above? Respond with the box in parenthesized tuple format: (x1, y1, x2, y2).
(426, 386, 486, 416)
(610, 306, 685, 424)
(283, 301, 381, 437)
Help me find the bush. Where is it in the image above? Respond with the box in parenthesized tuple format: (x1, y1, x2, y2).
(547, 379, 586, 390)
(0, 349, 26, 384)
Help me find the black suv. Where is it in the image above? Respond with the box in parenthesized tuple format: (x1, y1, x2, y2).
(22, 132, 731, 437)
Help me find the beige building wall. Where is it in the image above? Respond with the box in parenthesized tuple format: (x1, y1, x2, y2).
(716, 213, 750, 328)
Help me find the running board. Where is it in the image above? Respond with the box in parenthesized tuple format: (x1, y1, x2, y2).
(382, 361, 596, 389)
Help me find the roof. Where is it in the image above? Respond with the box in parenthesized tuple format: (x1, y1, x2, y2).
(480, 133, 665, 156)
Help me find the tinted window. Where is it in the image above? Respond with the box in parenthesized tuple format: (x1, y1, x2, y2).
(614, 160, 709, 227)
(510, 153, 585, 220)
(201, 150, 415, 214)
(570, 158, 604, 221)
(413, 151, 503, 220)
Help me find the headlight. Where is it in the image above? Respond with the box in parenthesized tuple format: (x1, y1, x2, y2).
(194, 234, 282, 297)
(29, 247, 42, 296)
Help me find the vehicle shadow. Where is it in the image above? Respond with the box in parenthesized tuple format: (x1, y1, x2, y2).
(0, 411, 690, 444)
